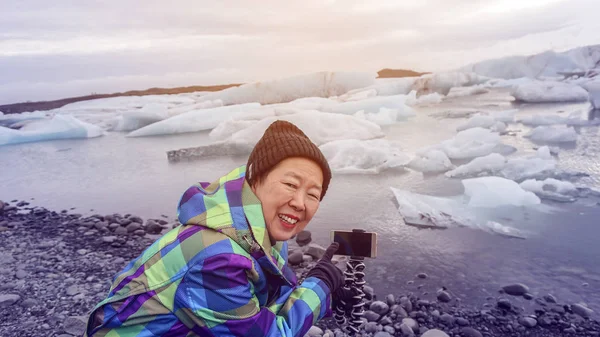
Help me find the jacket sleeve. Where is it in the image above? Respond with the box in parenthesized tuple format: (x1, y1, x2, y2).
(174, 252, 332, 337)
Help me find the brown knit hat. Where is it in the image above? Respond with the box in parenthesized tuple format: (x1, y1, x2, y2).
(246, 120, 331, 200)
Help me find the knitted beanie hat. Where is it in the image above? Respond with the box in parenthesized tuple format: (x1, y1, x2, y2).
(246, 120, 332, 200)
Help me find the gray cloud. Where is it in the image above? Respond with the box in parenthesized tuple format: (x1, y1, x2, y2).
(1, 0, 599, 104)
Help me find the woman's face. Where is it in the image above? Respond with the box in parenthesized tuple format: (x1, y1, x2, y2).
(251, 157, 324, 242)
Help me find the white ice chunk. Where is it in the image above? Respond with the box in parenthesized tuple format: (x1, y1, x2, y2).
(390, 187, 528, 238)
(583, 80, 600, 109)
(210, 110, 384, 148)
(447, 85, 489, 97)
(111, 103, 170, 132)
(411, 72, 489, 95)
(511, 81, 589, 103)
(519, 110, 600, 126)
(462, 176, 541, 208)
(198, 72, 376, 105)
(353, 106, 415, 126)
(491, 109, 518, 123)
(319, 139, 411, 174)
(501, 151, 556, 181)
(445, 153, 506, 178)
(429, 109, 480, 119)
(414, 92, 444, 105)
(327, 94, 416, 115)
(0, 111, 49, 127)
(407, 149, 454, 173)
(166, 99, 223, 117)
(457, 115, 497, 131)
(490, 121, 507, 133)
(126, 103, 261, 137)
(525, 125, 578, 143)
(0, 114, 105, 146)
(520, 178, 577, 195)
(342, 77, 417, 97)
(485, 77, 533, 88)
(336, 88, 377, 102)
(439, 127, 503, 159)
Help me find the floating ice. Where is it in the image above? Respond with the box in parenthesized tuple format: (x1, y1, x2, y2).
(485, 77, 533, 88)
(460, 46, 600, 79)
(319, 139, 411, 174)
(447, 85, 489, 97)
(520, 178, 578, 202)
(445, 153, 506, 178)
(336, 88, 377, 102)
(518, 111, 599, 126)
(327, 94, 416, 115)
(583, 80, 600, 109)
(438, 127, 505, 159)
(429, 109, 481, 119)
(457, 115, 497, 131)
(198, 71, 376, 105)
(525, 125, 578, 143)
(511, 81, 589, 103)
(490, 109, 518, 123)
(210, 110, 384, 148)
(501, 147, 557, 181)
(126, 103, 261, 137)
(0, 114, 105, 146)
(353, 106, 415, 126)
(342, 77, 417, 97)
(111, 103, 169, 132)
(0, 111, 49, 128)
(414, 92, 444, 105)
(407, 149, 454, 173)
(411, 72, 489, 95)
(462, 176, 541, 208)
(390, 187, 528, 238)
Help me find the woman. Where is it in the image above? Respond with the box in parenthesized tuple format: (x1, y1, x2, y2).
(84, 120, 347, 337)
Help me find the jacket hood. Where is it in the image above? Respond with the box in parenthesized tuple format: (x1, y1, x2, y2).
(176, 165, 291, 282)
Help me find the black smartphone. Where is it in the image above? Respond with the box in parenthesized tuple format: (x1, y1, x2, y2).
(330, 230, 377, 258)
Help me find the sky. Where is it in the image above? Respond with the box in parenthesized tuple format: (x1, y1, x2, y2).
(1, 0, 599, 105)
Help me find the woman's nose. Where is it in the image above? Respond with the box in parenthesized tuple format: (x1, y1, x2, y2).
(289, 192, 305, 211)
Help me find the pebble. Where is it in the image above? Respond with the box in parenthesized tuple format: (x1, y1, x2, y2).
(365, 322, 379, 333)
(296, 230, 312, 246)
(401, 317, 419, 332)
(439, 313, 455, 326)
(126, 222, 142, 232)
(66, 285, 80, 296)
(370, 301, 390, 316)
(393, 305, 408, 318)
(417, 273, 428, 279)
(502, 283, 529, 296)
(134, 229, 146, 236)
(0, 294, 21, 308)
(114, 226, 128, 235)
(16, 269, 27, 279)
(421, 329, 450, 337)
(77, 249, 88, 255)
(523, 293, 534, 300)
(305, 243, 326, 259)
(364, 310, 380, 322)
(130, 215, 143, 224)
(380, 316, 393, 326)
(437, 290, 452, 303)
(544, 294, 557, 303)
(145, 220, 163, 234)
(373, 332, 391, 337)
(288, 251, 303, 265)
(519, 316, 538, 328)
(497, 298, 512, 310)
(363, 286, 375, 301)
(385, 294, 395, 306)
(400, 296, 413, 313)
(20, 298, 39, 308)
(63, 316, 87, 335)
(460, 327, 483, 337)
(571, 303, 594, 318)
(399, 323, 414, 336)
(302, 255, 313, 263)
(102, 236, 117, 243)
(306, 326, 323, 337)
(456, 317, 469, 326)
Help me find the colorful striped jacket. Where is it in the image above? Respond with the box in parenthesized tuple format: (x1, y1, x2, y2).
(84, 165, 332, 336)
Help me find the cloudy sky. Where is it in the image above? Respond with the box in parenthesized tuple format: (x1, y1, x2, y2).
(1, 0, 599, 104)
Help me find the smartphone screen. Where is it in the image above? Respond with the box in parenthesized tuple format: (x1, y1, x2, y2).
(331, 230, 377, 258)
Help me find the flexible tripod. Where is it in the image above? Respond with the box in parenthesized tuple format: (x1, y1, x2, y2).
(334, 229, 368, 336)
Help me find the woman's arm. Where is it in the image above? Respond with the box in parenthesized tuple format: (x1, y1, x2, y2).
(174, 252, 332, 337)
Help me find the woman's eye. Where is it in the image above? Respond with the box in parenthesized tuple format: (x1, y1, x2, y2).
(284, 182, 296, 188)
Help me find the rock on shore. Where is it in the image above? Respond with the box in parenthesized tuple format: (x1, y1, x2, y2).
(1, 199, 598, 337)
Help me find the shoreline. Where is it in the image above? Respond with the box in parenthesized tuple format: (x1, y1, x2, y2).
(1, 199, 598, 337)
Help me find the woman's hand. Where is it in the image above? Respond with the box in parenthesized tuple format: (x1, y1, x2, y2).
(305, 242, 344, 293)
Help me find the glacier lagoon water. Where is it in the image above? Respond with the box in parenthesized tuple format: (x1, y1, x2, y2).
(1, 89, 599, 315)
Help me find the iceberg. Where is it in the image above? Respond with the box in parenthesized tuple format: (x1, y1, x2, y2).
(126, 103, 261, 137)
(414, 92, 444, 105)
(0, 114, 105, 146)
(511, 81, 590, 103)
(584, 80, 600, 109)
(501, 147, 557, 181)
(520, 178, 578, 202)
(460, 45, 600, 79)
(407, 149, 454, 173)
(447, 85, 489, 97)
(518, 111, 600, 126)
(410, 72, 489, 95)
(319, 139, 411, 174)
(456, 115, 497, 132)
(438, 127, 505, 159)
(462, 176, 541, 208)
(327, 94, 416, 115)
(198, 71, 376, 105)
(390, 187, 528, 238)
(525, 125, 578, 143)
(429, 109, 481, 119)
(445, 153, 506, 178)
(353, 106, 415, 126)
(0, 111, 49, 128)
(341, 77, 417, 97)
(490, 109, 518, 123)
